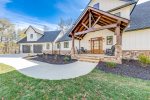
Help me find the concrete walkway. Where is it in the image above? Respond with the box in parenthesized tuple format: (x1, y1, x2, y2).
(0, 54, 97, 80)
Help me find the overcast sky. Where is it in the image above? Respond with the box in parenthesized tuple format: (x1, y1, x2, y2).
(0, 0, 149, 30)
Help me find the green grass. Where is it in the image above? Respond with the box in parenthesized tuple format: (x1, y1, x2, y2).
(0, 63, 150, 100)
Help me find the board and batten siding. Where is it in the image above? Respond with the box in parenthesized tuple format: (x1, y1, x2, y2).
(123, 29, 150, 50)
(110, 5, 132, 19)
(89, 0, 128, 11)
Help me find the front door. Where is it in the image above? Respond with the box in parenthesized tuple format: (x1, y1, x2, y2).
(91, 37, 103, 54)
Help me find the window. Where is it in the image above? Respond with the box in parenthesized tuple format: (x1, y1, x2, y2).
(114, 12, 121, 17)
(30, 34, 33, 39)
(64, 42, 69, 48)
(46, 43, 50, 49)
(93, 3, 100, 9)
(57, 43, 61, 49)
(107, 36, 113, 45)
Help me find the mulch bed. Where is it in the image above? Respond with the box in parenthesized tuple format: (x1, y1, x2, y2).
(97, 59, 150, 80)
(30, 54, 77, 65)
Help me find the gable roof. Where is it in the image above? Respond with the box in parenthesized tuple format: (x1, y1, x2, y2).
(57, 30, 72, 42)
(18, 30, 61, 43)
(126, 1, 150, 31)
(25, 25, 44, 35)
(69, 6, 129, 39)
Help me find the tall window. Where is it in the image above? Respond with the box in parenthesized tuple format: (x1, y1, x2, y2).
(114, 12, 121, 17)
(64, 42, 69, 48)
(46, 43, 50, 49)
(107, 36, 113, 45)
(30, 34, 33, 39)
(93, 3, 100, 9)
(57, 43, 61, 49)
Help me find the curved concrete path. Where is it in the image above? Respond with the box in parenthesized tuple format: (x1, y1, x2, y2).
(0, 54, 97, 80)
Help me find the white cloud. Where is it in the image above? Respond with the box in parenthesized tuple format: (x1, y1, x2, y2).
(137, 0, 149, 4)
(0, 0, 58, 31)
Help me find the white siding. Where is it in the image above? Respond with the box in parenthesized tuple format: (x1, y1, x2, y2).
(123, 29, 150, 50)
(89, 0, 128, 11)
(110, 5, 133, 19)
(26, 27, 43, 41)
(80, 29, 116, 51)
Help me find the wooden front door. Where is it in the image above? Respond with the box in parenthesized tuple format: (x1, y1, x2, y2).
(91, 37, 103, 54)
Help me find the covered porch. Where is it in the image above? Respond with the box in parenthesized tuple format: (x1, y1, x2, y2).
(70, 7, 129, 63)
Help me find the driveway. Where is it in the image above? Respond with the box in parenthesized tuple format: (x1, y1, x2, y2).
(0, 54, 97, 80)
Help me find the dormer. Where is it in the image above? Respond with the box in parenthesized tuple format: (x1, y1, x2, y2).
(25, 26, 44, 41)
(88, 0, 137, 19)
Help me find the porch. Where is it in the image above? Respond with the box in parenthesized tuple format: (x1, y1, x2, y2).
(69, 7, 129, 63)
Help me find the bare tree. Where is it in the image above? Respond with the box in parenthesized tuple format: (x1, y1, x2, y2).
(57, 18, 73, 32)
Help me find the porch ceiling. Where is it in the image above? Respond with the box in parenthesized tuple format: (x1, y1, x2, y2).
(69, 6, 130, 40)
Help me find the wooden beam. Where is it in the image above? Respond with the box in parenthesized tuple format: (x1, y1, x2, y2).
(75, 36, 83, 40)
(89, 7, 129, 23)
(82, 23, 89, 30)
(92, 16, 101, 27)
(115, 23, 121, 45)
(75, 24, 117, 36)
(89, 11, 92, 28)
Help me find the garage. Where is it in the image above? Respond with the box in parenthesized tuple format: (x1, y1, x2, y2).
(33, 44, 43, 53)
(22, 45, 31, 53)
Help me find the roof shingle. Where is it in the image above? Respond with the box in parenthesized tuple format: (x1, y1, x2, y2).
(126, 1, 150, 31)
(18, 30, 61, 43)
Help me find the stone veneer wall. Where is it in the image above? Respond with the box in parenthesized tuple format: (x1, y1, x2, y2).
(123, 50, 150, 60)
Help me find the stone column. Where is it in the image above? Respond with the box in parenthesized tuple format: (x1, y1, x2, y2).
(115, 45, 122, 64)
(115, 21, 122, 64)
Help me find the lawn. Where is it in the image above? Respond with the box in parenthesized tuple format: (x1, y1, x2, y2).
(0, 63, 150, 100)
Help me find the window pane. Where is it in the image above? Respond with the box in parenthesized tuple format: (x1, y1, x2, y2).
(64, 42, 69, 48)
(30, 34, 33, 39)
(107, 36, 113, 45)
(93, 3, 100, 9)
(57, 43, 61, 49)
(46, 43, 50, 49)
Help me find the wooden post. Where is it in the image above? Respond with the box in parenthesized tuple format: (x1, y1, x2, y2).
(52, 43, 53, 54)
(71, 33, 75, 55)
(115, 23, 121, 45)
(79, 40, 81, 54)
(89, 11, 92, 28)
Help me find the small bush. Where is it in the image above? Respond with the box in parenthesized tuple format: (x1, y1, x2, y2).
(64, 56, 70, 62)
(138, 54, 150, 66)
(106, 62, 117, 68)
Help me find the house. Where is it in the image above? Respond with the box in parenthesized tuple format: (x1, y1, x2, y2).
(18, 0, 150, 64)
(18, 26, 63, 54)
(68, 0, 150, 63)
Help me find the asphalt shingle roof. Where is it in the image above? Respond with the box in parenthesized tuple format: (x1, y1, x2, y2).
(57, 33, 71, 42)
(18, 30, 61, 43)
(126, 1, 150, 31)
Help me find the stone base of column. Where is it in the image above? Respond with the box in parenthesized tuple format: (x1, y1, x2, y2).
(115, 45, 122, 64)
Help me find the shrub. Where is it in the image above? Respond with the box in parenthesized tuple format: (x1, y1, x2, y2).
(64, 56, 70, 62)
(106, 62, 117, 68)
(138, 54, 150, 66)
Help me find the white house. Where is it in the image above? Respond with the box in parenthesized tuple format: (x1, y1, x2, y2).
(18, 0, 150, 63)
(64, 0, 150, 63)
(18, 26, 63, 54)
